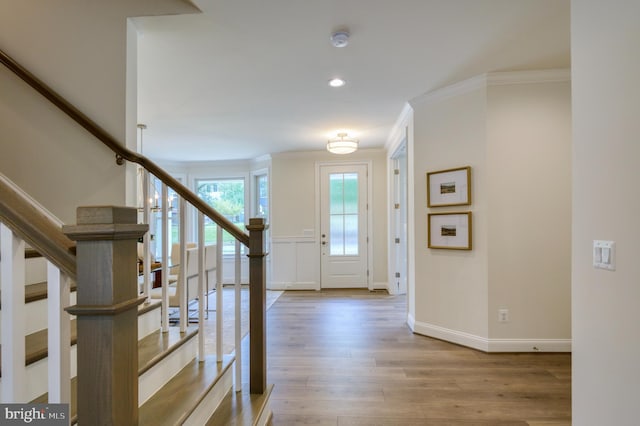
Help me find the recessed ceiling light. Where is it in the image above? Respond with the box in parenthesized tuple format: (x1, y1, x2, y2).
(328, 78, 346, 88)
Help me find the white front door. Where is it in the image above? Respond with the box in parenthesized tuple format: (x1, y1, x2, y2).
(320, 164, 368, 288)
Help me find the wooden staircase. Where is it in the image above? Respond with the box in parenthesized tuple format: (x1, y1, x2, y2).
(0, 46, 271, 425)
(0, 234, 271, 425)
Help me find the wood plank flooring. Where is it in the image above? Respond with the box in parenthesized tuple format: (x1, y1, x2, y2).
(266, 289, 571, 425)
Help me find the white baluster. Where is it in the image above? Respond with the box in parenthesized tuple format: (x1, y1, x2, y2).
(142, 169, 152, 300)
(0, 224, 26, 402)
(161, 183, 169, 332)
(216, 225, 223, 362)
(179, 198, 187, 333)
(234, 239, 242, 391)
(47, 262, 71, 404)
(198, 212, 205, 361)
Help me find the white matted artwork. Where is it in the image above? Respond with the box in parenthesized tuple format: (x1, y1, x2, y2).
(427, 166, 471, 207)
(428, 212, 472, 250)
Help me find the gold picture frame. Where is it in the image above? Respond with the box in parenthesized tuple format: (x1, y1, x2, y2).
(427, 166, 471, 207)
(428, 212, 472, 250)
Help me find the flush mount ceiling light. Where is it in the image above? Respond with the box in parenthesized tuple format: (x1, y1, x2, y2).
(328, 78, 346, 88)
(327, 132, 358, 155)
(330, 30, 350, 48)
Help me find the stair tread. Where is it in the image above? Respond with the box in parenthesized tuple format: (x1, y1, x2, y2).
(206, 384, 274, 426)
(25, 319, 78, 366)
(138, 325, 198, 375)
(139, 354, 234, 425)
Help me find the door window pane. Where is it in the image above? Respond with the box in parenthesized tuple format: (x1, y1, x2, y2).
(329, 173, 359, 256)
(256, 174, 269, 218)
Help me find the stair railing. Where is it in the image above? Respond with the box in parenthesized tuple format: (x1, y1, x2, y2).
(0, 47, 268, 396)
(0, 173, 74, 405)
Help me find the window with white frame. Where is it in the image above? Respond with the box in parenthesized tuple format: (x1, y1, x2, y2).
(195, 177, 246, 255)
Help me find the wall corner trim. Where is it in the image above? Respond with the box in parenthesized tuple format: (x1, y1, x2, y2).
(385, 103, 413, 150)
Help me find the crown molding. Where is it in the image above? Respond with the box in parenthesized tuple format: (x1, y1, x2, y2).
(409, 69, 571, 108)
(409, 75, 487, 108)
(487, 69, 570, 86)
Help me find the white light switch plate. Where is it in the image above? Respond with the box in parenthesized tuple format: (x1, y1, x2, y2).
(593, 240, 616, 271)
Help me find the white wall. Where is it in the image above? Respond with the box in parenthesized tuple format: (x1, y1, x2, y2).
(270, 149, 388, 290)
(0, 0, 198, 223)
(409, 71, 571, 352)
(572, 0, 640, 423)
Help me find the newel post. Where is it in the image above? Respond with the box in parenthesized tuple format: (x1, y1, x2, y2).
(246, 217, 268, 394)
(63, 207, 147, 425)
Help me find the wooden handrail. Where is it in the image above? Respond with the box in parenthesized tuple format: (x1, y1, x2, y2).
(0, 176, 76, 279)
(0, 48, 249, 247)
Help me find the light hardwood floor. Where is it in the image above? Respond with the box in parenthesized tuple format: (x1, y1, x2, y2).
(266, 289, 571, 426)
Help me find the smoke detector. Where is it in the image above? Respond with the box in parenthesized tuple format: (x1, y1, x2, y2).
(330, 31, 350, 48)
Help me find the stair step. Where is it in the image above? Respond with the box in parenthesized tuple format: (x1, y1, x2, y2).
(139, 354, 234, 425)
(138, 325, 198, 375)
(32, 323, 201, 422)
(206, 384, 274, 426)
(1, 298, 162, 376)
(0, 281, 77, 309)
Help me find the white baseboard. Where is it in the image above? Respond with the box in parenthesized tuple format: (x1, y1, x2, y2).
(408, 316, 571, 353)
(487, 338, 571, 352)
(371, 282, 388, 291)
(269, 281, 318, 291)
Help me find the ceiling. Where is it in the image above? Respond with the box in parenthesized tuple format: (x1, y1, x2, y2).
(134, 0, 570, 162)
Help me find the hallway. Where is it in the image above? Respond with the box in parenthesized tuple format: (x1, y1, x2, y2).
(266, 289, 571, 425)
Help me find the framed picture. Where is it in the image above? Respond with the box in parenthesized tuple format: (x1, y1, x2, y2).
(428, 212, 472, 250)
(427, 166, 471, 207)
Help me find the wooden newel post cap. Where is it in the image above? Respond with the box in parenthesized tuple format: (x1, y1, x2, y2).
(246, 217, 268, 232)
(63, 206, 148, 241)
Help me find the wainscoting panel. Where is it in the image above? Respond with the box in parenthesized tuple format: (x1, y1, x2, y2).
(270, 237, 318, 290)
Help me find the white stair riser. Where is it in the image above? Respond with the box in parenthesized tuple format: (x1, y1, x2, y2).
(25, 258, 46, 285)
(0, 256, 49, 285)
(139, 336, 198, 405)
(0, 292, 77, 339)
(138, 306, 161, 339)
(0, 345, 78, 403)
(1, 296, 158, 340)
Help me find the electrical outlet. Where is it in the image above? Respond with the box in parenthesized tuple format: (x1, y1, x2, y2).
(498, 309, 509, 323)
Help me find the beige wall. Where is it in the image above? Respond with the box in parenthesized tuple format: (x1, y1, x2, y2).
(410, 83, 490, 340)
(487, 80, 572, 341)
(0, 0, 197, 223)
(271, 149, 388, 286)
(572, 0, 640, 423)
(409, 72, 571, 350)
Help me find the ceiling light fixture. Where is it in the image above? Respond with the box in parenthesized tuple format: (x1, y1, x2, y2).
(327, 132, 358, 155)
(328, 78, 346, 88)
